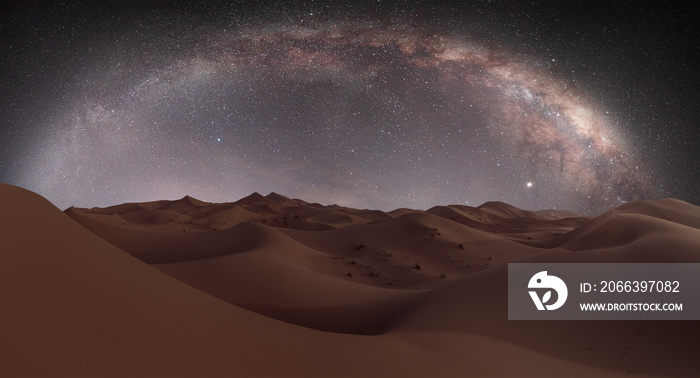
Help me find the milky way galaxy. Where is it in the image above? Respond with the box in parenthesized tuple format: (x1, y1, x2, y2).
(2, 2, 698, 214)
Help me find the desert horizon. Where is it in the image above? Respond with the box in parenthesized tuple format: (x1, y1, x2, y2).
(2, 182, 699, 377)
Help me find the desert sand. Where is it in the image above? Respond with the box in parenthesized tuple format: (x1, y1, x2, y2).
(1, 182, 699, 377)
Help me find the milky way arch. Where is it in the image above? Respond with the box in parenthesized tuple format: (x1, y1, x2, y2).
(22, 21, 651, 214)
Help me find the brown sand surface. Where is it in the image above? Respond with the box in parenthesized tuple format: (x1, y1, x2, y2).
(3, 183, 699, 377)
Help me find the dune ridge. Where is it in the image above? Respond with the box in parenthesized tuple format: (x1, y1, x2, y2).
(2, 183, 699, 377)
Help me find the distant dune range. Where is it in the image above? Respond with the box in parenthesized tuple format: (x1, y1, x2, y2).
(2, 182, 699, 377)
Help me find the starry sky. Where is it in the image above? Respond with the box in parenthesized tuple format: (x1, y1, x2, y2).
(1, 1, 698, 215)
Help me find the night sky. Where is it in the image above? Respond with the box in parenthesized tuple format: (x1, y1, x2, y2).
(1, 1, 698, 215)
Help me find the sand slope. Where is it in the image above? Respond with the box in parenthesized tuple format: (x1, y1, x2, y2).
(0, 184, 456, 377)
(3, 183, 700, 377)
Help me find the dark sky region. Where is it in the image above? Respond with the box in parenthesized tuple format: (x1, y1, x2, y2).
(1, 1, 698, 215)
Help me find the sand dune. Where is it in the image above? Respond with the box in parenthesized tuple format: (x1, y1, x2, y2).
(3, 182, 699, 377)
(390, 264, 700, 377)
(0, 183, 481, 377)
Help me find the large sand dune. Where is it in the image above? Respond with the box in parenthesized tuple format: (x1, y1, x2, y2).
(2, 183, 699, 377)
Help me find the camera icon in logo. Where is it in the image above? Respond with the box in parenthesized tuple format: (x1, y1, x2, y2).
(528, 271, 568, 310)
